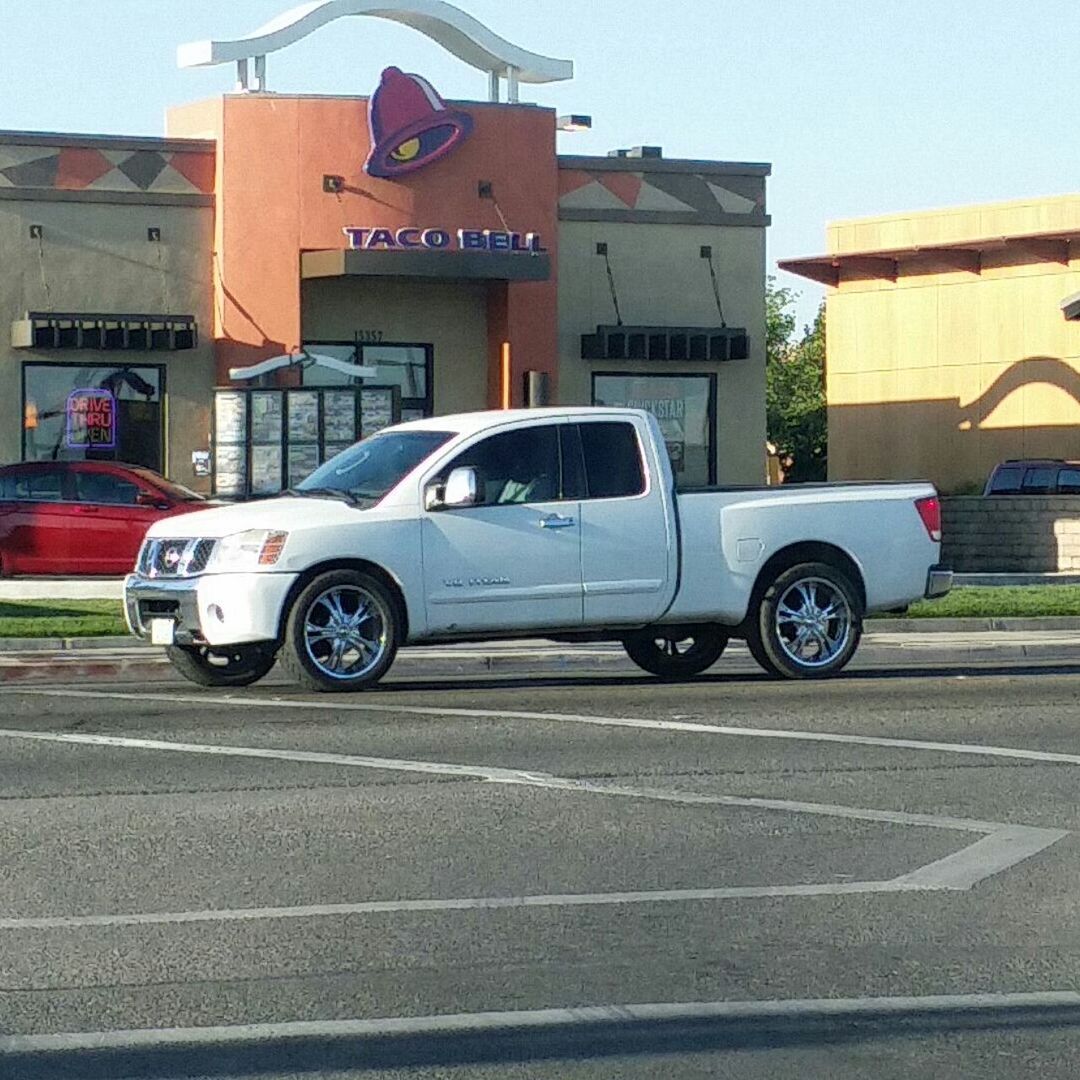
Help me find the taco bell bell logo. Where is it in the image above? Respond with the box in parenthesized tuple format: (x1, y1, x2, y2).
(364, 66, 473, 178)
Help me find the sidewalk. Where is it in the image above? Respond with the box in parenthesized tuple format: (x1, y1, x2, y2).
(0, 628, 1077, 684)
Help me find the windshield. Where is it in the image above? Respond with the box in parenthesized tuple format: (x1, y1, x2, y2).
(296, 429, 455, 504)
(128, 467, 205, 502)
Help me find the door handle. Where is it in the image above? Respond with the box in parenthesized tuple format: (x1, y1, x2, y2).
(539, 513, 575, 529)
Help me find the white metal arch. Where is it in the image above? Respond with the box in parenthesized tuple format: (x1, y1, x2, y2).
(178, 0, 573, 101)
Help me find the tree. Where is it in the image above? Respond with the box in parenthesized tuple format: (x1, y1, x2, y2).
(765, 278, 826, 482)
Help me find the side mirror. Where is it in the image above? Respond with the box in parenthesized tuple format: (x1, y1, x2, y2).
(431, 466, 481, 511)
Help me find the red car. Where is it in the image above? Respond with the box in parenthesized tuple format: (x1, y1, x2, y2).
(0, 461, 205, 575)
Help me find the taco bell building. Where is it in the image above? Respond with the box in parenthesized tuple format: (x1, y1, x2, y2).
(2, 13, 770, 496)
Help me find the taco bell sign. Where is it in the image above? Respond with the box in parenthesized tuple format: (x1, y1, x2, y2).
(343, 227, 546, 253)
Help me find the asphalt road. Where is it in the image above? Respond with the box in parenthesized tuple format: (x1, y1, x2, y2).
(5, 654, 1080, 1078)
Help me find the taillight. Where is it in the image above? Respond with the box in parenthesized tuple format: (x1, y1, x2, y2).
(915, 496, 942, 542)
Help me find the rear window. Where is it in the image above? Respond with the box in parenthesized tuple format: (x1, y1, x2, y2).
(577, 422, 646, 499)
(1059, 469, 1080, 494)
(988, 466, 1023, 493)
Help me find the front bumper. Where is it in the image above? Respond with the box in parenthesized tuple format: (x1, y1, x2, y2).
(124, 571, 299, 646)
(925, 564, 953, 599)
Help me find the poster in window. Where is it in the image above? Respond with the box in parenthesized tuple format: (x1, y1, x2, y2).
(251, 391, 283, 444)
(287, 443, 320, 486)
(593, 375, 711, 487)
(214, 443, 247, 496)
(214, 392, 247, 445)
(361, 386, 397, 436)
(251, 444, 283, 494)
(287, 390, 320, 442)
(323, 391, 357, 443)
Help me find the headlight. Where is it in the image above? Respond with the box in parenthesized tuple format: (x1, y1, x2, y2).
(209, 529, 289, 571)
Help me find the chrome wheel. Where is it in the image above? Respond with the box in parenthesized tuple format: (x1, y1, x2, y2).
(302, 584, 389, 681)
(774, 576, 852, 669)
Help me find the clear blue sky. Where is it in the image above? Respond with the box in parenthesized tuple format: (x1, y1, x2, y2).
(2, 0, 1077, 329)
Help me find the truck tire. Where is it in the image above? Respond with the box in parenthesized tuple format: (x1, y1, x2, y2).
(623, 627, 728, 679)
(747, 561, 862, 679)
(166, 643, 277, 688)
(281, 569, 400, 692)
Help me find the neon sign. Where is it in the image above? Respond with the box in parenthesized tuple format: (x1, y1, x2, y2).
(343, 227, 546, 253)
(65, 389, 116, 450)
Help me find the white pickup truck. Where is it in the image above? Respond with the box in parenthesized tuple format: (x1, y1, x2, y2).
(125, 407, 951, 691)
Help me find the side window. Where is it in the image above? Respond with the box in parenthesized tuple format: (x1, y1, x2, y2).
(441, 425, 560, 507)
(988, 466, 1023, 494)
(1022, 467, 1055, 493)
(73, 472, 142, 506)
(577, 422, 646, 499)
(1058, 469, 1080, 494)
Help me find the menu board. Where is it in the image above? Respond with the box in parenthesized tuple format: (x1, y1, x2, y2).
(287, 391, 319, 442)
(287, 443, 320, 486)
(361, 387, 396, 436)
(251, 391, 283, 444)
(214, 443, 247, 496)
(251, 444, 283, 494)
(324, 442, 353, 463)
(215, 392, 247, 445)
(323, 391, 357, 443)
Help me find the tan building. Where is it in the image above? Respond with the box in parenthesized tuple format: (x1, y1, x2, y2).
(781, 195, 1080, 493)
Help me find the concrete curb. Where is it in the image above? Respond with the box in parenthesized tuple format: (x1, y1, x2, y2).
(3, 636, 1080, 684)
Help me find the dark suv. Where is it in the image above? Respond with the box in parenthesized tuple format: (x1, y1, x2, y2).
(983, 459, 1080, 495)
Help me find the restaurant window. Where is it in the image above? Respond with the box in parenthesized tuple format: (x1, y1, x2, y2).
(301, 342, 432, 422)
(22, 363, 164, 472)
(592, 373, 716, 488)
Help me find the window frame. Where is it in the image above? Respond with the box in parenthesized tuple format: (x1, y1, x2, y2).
(590, 370, 718, 487)
(21, 361, 166, 469)
(301, 340, 434, 418)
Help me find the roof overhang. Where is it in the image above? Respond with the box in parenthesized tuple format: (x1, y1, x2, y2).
(780, 227, 1080, 287)
(301, 248, 551, 282)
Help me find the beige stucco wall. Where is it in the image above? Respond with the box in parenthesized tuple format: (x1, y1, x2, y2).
(556, 220, 767, 485)
(824, 196, 1080, 492)
(300, 278, 488, 416)
(0, 198, 215, 488)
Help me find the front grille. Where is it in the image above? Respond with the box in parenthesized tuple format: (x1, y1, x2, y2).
(138, 537, 216, 577)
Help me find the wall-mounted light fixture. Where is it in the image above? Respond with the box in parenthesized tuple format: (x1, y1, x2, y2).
(322, 174, 344, 194)
(556, 114, 592, 132)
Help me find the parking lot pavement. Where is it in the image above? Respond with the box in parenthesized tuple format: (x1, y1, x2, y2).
(5, 667, 1080, 1078)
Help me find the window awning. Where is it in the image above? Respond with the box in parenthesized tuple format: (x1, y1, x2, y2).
(780, 228, 1080, 287)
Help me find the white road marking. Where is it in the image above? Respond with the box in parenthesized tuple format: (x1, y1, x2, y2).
(0, 881, 927, 931)
(0, 725, 1067, 926)
(5, 991, 1080, 1054)
(9, 685, 1080, 768)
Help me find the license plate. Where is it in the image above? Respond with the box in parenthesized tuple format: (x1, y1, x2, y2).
(150, 618, 175, 646)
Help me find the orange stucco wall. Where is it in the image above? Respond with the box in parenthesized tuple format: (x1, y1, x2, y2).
(169, 94, 559, 406)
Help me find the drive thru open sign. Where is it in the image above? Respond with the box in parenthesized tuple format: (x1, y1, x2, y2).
(65, 389, 116, 450)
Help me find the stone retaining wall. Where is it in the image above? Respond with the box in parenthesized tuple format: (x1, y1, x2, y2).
(941, 496, 1080, 572)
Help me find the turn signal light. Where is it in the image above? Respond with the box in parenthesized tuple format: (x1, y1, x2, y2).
(915, 496, 942, 542)
(258, 531, 288, 565)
